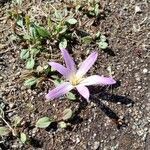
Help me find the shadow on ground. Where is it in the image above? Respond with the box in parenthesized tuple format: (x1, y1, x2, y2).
(72, 82, 134, 129)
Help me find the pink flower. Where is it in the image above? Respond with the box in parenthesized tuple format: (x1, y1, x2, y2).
(46, 49, 116, 101)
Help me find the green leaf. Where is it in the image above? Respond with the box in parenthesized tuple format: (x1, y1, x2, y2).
(43, 65, 49, 70)
(36, 66, 44, 73)
(20, 49, 29, 60)
(59, 38, 67, 49)
(23, 34, 32, 40)
(13, 0, 23, 5)
(30, 26, 38, 39)
(81, 36, 92, 44)
(95, 31, 100, 38)
(98, 41, 108, 49)
(20, 132, 27, 143)
(54, 10, 62, 19)
(100, 35, 107, 42)
(53, 79, 64, 86)
(36, 117, 53, 128)
(16, 17, 24, 28)
(36, 26, 50, 38)
(44, 66, 53, 75)
(53, 80, 60, 86)
(55, 24, 63, 33)
(25, 15, 30, 32)
(58, 121, 67, 129)
(44, 65, 51, 75)
(59, 26, 67, 34)
(94, 4, 100, 16)
(0, 127, 10, 136)
(0, 102, 5, 117)
(66, 18, 77, 25)
(26, 58, 35, 69)
(0, 109, 4, 118)
(13, 115, 22, 127)
(66, 92, 76, 100)
(62, 108, 73, 120)
(10, 34, 19, 41)
(24, 77, 37, 87)
(30, 48, 40, 57)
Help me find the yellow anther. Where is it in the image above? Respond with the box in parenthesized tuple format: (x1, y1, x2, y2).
(70, 75, 83, 86)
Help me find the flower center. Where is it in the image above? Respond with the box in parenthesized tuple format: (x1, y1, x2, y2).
(70, 75, 83, 86)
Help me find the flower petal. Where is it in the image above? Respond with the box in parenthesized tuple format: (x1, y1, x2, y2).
(61, 48, 76, 72)
(76, 85, 90, 101)
(48, 62, 70, 78)
(80, 75, 116, 86)
(45, 82, 74, 101)
(76, 52, 98, 77)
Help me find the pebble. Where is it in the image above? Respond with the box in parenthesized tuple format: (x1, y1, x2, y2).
(136, 77, 140, 81)
(137, 129, 144, 136)
(15, 72, 21, 76)
(93, 133, 97, 138)
(117, 102, 121, 105)
(27, 89, 32, 94)
(9, 102, 15, 109)
(8, 112, 14, 117)
(93, 141, 100, 150)
(144, 127, 148, 132)
(143, 68, 148, 74)
(76, 137, 80, 144)
(135, 6, 142, 13)
(127, 103, 133, 107)
(142, 132, 148, 141)
(21, 86, 26, 90)
(32, 127, 38, 136)
(110, 136, 116, 140)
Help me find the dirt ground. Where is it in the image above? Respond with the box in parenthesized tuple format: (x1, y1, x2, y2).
(0, 0, 149, 150)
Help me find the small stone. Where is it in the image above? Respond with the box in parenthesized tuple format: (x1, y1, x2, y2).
(32, 128, 38, 136)
(21, 86, 26, 90)
(127, 103, 133, 107)
(110, 136, 116, 140)
(15, 72, 21, 76)
(143, 68, 148, 74)
(137, 130, 144, 136)
(27, 89, 32, 94)
(76, 137, 80, 144)
(8, 112, 14, 117)
(93, 133, 97, 138)
(136, 77, 140, 81)
(144, 127, 148, 132)
(142, 132, 148, 141)
(135, 5, 142, 13)
(90, 102, 96, 107)
(9, 102, 15, 109)
(93, 141, 100, 150)
(88, 118, 92, 122)
(132, 125, 136, 130)
(58, 121, 67, 129)
(117, 102, 121, 105)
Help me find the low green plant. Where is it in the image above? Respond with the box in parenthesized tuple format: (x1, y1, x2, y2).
(0, 104, 28, 144)
(36, 117, 53, 128)
(97, 35, 108, 49)
(8, 1, 110, 91)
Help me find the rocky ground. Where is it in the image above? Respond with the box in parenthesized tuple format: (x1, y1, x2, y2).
(0, 0, 149, 150)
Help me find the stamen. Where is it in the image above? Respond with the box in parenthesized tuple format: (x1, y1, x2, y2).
(70, 75, 83, 86)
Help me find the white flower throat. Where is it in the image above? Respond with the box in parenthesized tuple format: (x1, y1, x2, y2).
(69, 74, 83, 86)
